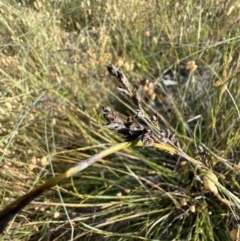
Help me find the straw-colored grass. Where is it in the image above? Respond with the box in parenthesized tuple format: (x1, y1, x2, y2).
(0, 0, 239, 240)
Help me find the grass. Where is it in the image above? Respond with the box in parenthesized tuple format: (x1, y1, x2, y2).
(0, 0, 240, 240)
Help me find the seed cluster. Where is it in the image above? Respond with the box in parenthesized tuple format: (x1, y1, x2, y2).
(104, 65, 180, 148)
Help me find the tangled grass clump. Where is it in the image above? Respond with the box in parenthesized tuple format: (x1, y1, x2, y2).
(0, 1, 240, 240)
(0, 64, 240, 241)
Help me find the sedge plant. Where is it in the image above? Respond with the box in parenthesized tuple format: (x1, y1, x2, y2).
(0, 65, 239, 239)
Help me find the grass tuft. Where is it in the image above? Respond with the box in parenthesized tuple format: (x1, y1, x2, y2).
(0, 0, 239, 240)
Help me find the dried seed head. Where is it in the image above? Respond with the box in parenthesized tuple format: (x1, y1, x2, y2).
(116, 192, 122, 198)
(180, 198, 187, 206)
(203, 174, 218, 195)
(169, 132, 176, 142)
(150, 113, 160, 132)
(197, 145, 204, 153)
(189, 204, 196, 213)
(104, 65, 182, 149)
(142, 137, 154, 148)
(141, 128, 154, 147)
(151, 113, 158, 124)
(102, 105, 116, 122)
(54, 211, 60, 219)
(230, 229, 240, 241)
(135, 109, 146, 120)
(31, 156, 37, 165)
(159, 129, 167, 138)
(186, 60, 197, 72)
(124, 188, 131, 194)
(106, 64, 132, 96)
(40, 157, 48, 166)
(174, 139, 181, 148)
(126, 116, 134, 125)
(196, 145, 209, 165)
(197, 145, 208, 157)
(102, 105, 112, 113)
(158, 128, 170, 143)
(102, 105, 126, 132)
(106, 122, 125, 131)
(106, 64, 119, 78)
(142, 128, 152, 137)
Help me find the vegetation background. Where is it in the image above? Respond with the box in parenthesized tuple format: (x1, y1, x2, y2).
(0, 0, 239, 240)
